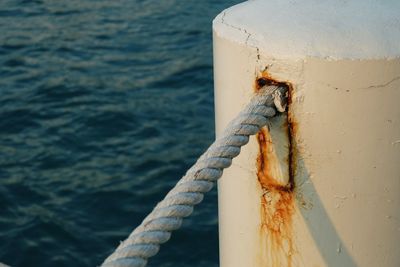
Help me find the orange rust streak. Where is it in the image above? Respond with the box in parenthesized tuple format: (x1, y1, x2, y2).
(257, 127, 295, 267)
(260, 191, 295, 267)
(255, 69, 296, 267)
(287, 117, 298, 184)
(257, 128, 290, 191)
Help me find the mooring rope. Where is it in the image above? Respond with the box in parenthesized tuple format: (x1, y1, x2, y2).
(101, 85, 288, 267)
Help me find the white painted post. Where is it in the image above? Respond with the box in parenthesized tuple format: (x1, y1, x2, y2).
(213, 1, 400, 267)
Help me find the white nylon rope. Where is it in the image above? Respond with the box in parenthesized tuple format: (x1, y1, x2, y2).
(101, 85, 288, 267)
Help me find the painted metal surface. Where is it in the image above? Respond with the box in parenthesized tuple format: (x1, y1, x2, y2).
(213, 0, 400, 266)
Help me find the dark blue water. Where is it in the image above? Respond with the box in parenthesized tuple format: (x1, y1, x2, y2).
(0, 1, 243, 266)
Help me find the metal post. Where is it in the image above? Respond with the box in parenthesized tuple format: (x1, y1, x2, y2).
(213, 1, 400, 266)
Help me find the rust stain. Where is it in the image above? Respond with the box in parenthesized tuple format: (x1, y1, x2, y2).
(287, 114, 298, 182)
(255, 69, 297, 267)
(257, 127, 294, 191)
(255, 70, 290, 92)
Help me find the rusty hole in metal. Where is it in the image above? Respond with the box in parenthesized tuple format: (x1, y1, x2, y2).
(255, 70, 298, 267)
(255, 70, 297, 189)
(255, 75, 290, 93)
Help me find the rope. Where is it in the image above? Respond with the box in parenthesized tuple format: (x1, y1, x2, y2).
(101, 85, 288, 267)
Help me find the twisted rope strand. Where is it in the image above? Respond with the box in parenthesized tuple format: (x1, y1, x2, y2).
(101, 85, 288, 267)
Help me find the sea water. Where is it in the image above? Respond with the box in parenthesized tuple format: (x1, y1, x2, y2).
(0, 0, 243, 266)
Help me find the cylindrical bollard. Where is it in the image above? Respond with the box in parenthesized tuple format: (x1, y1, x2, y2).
(213, 1, 400, 267)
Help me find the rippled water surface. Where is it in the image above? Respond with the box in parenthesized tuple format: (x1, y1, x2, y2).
(0, 1, 243, 266)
